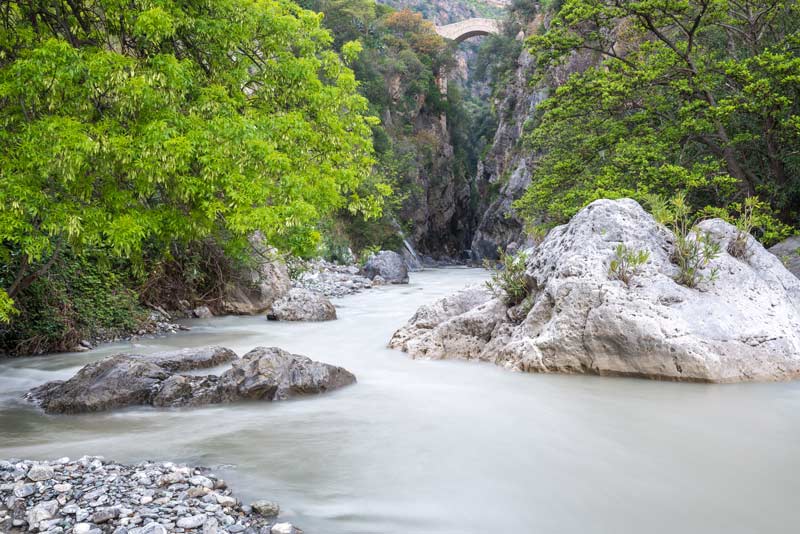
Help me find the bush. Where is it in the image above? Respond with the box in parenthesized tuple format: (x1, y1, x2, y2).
(608, 244, 650, 286)
(484, 250, 530, 306)
(647, 193, 721, 289)
(0, 254, 147, 355)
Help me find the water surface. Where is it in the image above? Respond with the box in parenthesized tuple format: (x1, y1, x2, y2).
(2, 268, 799, 533)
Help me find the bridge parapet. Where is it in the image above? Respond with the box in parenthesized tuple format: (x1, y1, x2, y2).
(435, 18, 500, 42)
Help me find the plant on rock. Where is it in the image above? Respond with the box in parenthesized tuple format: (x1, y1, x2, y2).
(608, 244, 649, 287)
(485, 250, 530, 307)
(646, 193, 721, 289)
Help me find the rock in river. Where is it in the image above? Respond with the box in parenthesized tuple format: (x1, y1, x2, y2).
(27, 346, 355, 414)
(390, 198, 800, 383)
(268, 288, 337, 321)
(361, 250, 409, 284)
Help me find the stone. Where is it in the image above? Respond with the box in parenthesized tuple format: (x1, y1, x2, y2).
(27, 463, 55, 481)
(26, 499, 59, 525)
(135, 346, 238, 373)
(188, 475, 213, 489)
(250, 500, 279, 517)
(361, 251, 409, 284)
(53, 483, 72, 493)
(13, 483, 35, 497)
(271, 523, 297, 534)
(74, 523, 94, 534)
(221, 233, 292, 315)
(392, 198, 800, 383)
(192, 306, 213, 319)
(91, 507, 118, 523)
(219, 347, 356, 401)
(268, 289, 337, 322)
(176, 514, 206, 529)
(769, 235, 800, 279)
(214, 494, 237, 508)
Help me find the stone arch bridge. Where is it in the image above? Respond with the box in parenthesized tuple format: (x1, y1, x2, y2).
(435, 18, 501, 42)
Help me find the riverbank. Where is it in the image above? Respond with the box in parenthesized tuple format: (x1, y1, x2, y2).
(0, 457, 298, 534)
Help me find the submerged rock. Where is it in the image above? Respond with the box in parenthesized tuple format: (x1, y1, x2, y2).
(27, 346, 355, 414)
(361, 251, 409, 284)
(269, 288, 337, 322)
(391, 199, 800, 383)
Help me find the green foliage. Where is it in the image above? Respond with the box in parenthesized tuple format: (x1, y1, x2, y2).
(484, 250, 530, 306)
(608, 244, 650, 286)
(648, 193, 721, 289)
(0, 253, 147, 355)
(358, 245, 381, 266)
(0, 0, 388, 321)
(516, 0, 800, 237)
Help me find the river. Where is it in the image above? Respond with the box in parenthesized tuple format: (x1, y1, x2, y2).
(2, 267, 799, 533)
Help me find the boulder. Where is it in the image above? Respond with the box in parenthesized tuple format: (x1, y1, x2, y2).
(361, 251, 409, 284)
(26, 355, 170, 414)
(135, 346, 238, 372)
(268, 289, 336, 322)
(769, 235, 800, 279)
(221, 233, 291, 315)
(390, 199, 800, 383)
(219, 347, 356, 401)
(27, 346, 355, 413)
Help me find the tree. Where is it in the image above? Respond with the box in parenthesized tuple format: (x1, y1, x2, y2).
(0, 0, 389, 321)
(515, 0, 800, 240)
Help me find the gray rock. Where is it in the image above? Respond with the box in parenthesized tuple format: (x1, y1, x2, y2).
(361, 251, 409, 284)
(26, 347, 236, 414)
(219, 347, 356, 401)
(134, 346, 238, 373)
(176, 514, 206, 528)
(74, 523, 94, 534)
(221, 233, 292, 315)
(271, 523, 297, 534)
(26, 499, 58, 525)
(14, 483, 35, 497)
(269, 289, 337, 322)
(27, 463, 55, 481)
(191, 306, 213, 319)
(769, 235, 800, 279)
(250, 500, 279, 517)
(392, 198, 800, 383)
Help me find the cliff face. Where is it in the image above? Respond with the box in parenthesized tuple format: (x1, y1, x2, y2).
(376, 0, 507, 24)
(470, 13, 596, 259)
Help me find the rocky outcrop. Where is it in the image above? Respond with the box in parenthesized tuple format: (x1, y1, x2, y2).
(392, 199, 800, 383)
(268, 289, 337, 322)
(0, 457, 299, 533)
(362, 251, 410, 284)
(220, 233, 291, 315)
(27, 347, 355, 414)
(769, 236, 800, 279)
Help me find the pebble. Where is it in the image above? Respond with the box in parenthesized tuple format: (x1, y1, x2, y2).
(0, 458, 291, 534)
(291, 259, 374, 298)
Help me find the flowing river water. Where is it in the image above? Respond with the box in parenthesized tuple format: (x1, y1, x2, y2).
(2, 268, 800, 533)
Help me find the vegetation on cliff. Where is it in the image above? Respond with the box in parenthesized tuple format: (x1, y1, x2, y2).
(516, 0, 799, 243)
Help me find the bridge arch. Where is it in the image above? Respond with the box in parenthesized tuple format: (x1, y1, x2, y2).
(435, 18, 500, 43)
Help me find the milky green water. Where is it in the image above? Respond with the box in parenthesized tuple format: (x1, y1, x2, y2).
(2, 267, 799, 533)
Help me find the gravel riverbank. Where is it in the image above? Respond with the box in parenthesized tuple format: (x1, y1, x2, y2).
(0, 457, 299, 534)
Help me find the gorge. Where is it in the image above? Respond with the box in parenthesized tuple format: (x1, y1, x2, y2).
(2, 1, 800, 533)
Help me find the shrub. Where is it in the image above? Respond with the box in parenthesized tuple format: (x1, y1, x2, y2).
(728, 197, 757, 259)
(608, 244, 650, 286)
(646, 193, 721, 289)
(484, 250, 530, 306)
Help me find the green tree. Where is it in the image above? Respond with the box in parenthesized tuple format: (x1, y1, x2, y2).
(0, 0, 389, 321)
(515, 0, 800, 240)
